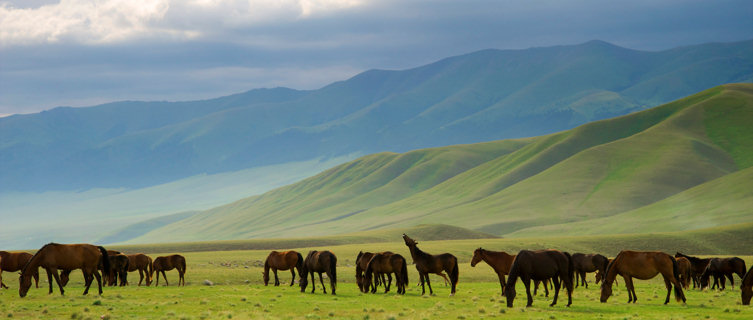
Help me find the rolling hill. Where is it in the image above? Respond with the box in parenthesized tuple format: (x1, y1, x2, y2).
(2, 40, 752, 193)
(121, 83, 753, 243)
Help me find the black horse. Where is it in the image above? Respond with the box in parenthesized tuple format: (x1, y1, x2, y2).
(700, 257, 747, 290)
(402, 234, 459, 296)
(300, 250, 337, 295)
(504, 249, 574, 308)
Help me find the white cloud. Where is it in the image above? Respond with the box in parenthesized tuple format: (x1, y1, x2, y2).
(0, 0, 364, 45)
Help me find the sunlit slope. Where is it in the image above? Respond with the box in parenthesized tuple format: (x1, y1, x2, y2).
(131, 84, 753, 243)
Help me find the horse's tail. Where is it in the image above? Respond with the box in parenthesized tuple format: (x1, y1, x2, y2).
(450, 256, 459, 287)
(98, 246, 111, 276)
(401, 257, 409, 287)
(671, 256, 685, 302)
(329, 254, 337, 292)
(564, 251, 574, 293)
(296, 252, 304, 275)
(147, 256, 153, 283)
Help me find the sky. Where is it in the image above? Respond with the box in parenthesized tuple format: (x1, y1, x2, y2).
(1, 0, 752, 116)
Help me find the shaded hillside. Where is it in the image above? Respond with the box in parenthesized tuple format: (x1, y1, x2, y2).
(2, 40, 752, 192)
(126, 84, 753, 243)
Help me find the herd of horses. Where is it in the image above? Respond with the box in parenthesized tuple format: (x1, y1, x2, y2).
(3, 237, 753, 308)
(0, 243, 187, 298)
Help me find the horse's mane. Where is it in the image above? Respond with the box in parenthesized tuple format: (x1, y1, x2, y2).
(601, 253, 619, 286)
(675, 252, 708, 264)
(21, 242, 57, 273)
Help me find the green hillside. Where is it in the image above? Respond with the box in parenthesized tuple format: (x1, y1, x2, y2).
(125, 84, 753, 243)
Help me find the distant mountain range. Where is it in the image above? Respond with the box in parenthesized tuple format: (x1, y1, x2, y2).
(2, 39, 752, 193)
(123, 84, 753, 243)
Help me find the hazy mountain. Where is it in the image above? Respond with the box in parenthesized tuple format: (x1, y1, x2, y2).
(2, 40, 751, 193)
(122, 84, 753, 243)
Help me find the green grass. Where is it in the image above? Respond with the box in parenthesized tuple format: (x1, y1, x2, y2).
(123, 84, 753, 244)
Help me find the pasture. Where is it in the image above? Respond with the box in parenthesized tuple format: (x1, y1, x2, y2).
(0, 239, 750, 319)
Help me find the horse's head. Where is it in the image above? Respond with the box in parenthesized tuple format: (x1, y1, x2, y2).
(262, 271, 269, 286)
(402, 234, 417, 247)
(594, 270, 603, 284)
(470, 248, 483, 267)
(599, 280, 612, 303)
(299, 269, 308, 292)
(743, 285, 753, 305)
(504, 282, 516, 307)
(18, 272, 32, 298)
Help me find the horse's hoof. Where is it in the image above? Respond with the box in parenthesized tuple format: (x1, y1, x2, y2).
(449, 293, 454, 297)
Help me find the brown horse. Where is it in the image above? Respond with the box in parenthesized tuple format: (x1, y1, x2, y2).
(151, 254, 186, 286)
(364, 252, 408, 294)
(107, 254, 130, 286)
(356, 251, 391, 293)
(600, 250, 685, 304)
(0, 251, 39, 289)
(675, 252, 710, 289)
(701, 257, 747, 290)
(299, 250, 337, 295)
(264, 250, 303, 287)
(571, 253, 609, 288)
(675, 257, 692, 289)
(504, 249, 573, 307)
(19, 243, 109, 297)
(741, 265, 753, 305)
(470, 248, 515, 295)
(402, 234, 459, 296)
(126, 253, 153, 286)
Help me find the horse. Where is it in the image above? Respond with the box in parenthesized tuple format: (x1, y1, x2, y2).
(106, 254, 130, 286)
(151, 254, 186, 286)
(675, 252, 711, 289)
(356, 251, 391, 293)
(503, 249, 573, 308)
(402, 234, 459, 296)
(126, 253, 153, 286)
(675, 257, 692, 289)
(364, 252, 408, 294)
(600, 250, 685, 304)
(700, 257, 747, 290)
(263, 250, 303, 287)
(742, 265, 753, 305)
(18, 243, 109, 297)
(0, 251, 39, 289)
(299, 250, 337, 295)
(470, 248, 515, 295)
(595, 258, 619, 287)
(571, 253, 609, 288)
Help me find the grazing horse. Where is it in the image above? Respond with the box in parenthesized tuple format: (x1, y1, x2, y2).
(151, 254, 186, 286)
(19, 243, 109, 297)
(263, 250, 303, 287)
(106, 254, 130, 286)
(470, 248, 515, 295)
(675, 257, 692, 289)
(742, 265, 753, 305)
(675, 252, 710, 289)
(126, 253, 153, 286)
(299, 250, 337, 295)
(402, 234, 459, 296)
(701, 257, 747, 290)
(571, 253, 609, 288)
(504, 249, 573, 308)
(600, 250, 685, 304)
(364, 252, 408, 294)
(356, 251, 391, 293)
(0, 251, 39, 289)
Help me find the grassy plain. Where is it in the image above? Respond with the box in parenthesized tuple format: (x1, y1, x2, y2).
(2, 236, 751, 319)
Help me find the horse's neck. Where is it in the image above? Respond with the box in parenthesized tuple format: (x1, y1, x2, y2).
(410, 245, 428, 260)
(22, 246, 48, 274)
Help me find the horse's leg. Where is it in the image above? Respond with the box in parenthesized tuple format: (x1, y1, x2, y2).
(584, 272, 589, 289)
(419, 272, 426, 295)
(45, 269, 55, 294)
(522, 277, 534, 307)
(628, 277, 637, 303)
(82, 271, 93, 295)
(550, 276, 562, 307)
(310, 272, 316, 293)
(498, 274, 506, 296)
(425, 272, 434, 295)
(162, 271, 168, 286)
(138, 269, 143, 286)
(290, 268, 296, 286)
(49, 268, 66, 295)
(621, 275, 632, 303)
(663, 275, 672, 304)
(155, 270, 160, 286)
(385, 273, 392, 293)
(544, 279, 550, 297)
(575, 272, 580, 288)
(273, 269, 279, 286)
(318, 272, 327, 294)
(33, 270, 39, 289)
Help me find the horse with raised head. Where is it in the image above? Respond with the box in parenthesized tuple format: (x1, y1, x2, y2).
(299, 250, 337, 295)
(402, 234, 458, 296)
(470, 248, 515, 295)
(600, 250, 685, 304)
(0, 251, 38, 289)
(741, 265, 753, 305)
(126, 253, 153, 286)
(264, 250, 303, 287)
(364, 252, 408, 294)
(572, 253, 609, 288)
(151, 254, 186, 286)
(18, 243, 109, 297)
(504, 249, 573, 307)
(356, 251, 391, 293)
(675, 252, 710, 289)
(700, 257, 747, 290)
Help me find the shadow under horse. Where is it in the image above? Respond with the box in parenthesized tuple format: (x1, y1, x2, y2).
(402, 234, 458, 296)
(504, 249, 574, 308)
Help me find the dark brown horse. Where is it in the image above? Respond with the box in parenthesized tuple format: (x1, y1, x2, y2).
(106, 254, 130, 286)
(0, 251, 39, 289)
(600, 250, 685, 304)
(470, 248, 515, 295)
(675, 257, 692, 289)
(701, 257, 747, 290)
(18, 243, 109, 297)
(299, 250, 337, 295)
(742, 265, 753, 305)
(675, 252, 710, 289)
(571, 253, 609, 288)
(356, 251, 391, 293)
(402, 234, 459, 296)
(364, 252, 408, 294)
(126, 253, 153, 286)
(151, 254, 186, 286)
(264, 250, 303, 287)
(504, 249, 573, 307)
